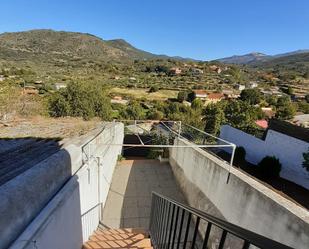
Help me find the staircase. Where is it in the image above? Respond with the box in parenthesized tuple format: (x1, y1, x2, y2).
(83, 227, 153, 249)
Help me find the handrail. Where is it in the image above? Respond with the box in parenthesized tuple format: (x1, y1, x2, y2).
(149, 192, 294, 249)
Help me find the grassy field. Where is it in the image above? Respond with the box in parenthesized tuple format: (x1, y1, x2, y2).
(109, 87, 179, 100)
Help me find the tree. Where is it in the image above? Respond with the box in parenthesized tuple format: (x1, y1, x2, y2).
(191, 98, 203, 110)
(147, 109, 164, 120)
(275, 96, 296, 120)
(121, 101, 146, 120)
(240, 88, 262, 105)
(302, 149, 309, 172)
(224, 100, 254, 129)
(177, 91, 188, 102)
(305, 94, 309, 103)
(203, 103, 225, 135)
(48, 82, 112, 120)
(187, 91, 196, 102)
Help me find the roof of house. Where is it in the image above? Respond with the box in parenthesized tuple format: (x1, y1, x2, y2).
(193, 90, 207, 95)
(207, 93, 224, 100)
(255, 120, 268, 129)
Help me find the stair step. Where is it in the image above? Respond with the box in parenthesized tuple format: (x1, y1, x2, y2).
(97, 228, 148, 236)
(83, 228, 151, 249)
(91, 233, 147, 241)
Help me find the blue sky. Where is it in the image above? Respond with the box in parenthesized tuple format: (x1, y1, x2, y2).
(0, 0, 308, 60)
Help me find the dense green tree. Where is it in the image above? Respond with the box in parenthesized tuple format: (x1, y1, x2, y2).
(191, 98, 203, 110)
(305, 94, 309, 103)
(202, 103, 225, 135)
(275, 96, 296, 120)
(147, 109, 164, 120)
(239, 88, 262, 105)
(177, 91, 188, 102)
(120, 100, 146, 120)
(297, 101, 309, 114)
(48, 82, 112, 120)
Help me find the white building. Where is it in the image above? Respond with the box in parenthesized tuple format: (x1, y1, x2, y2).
(54, 82, 67, 90)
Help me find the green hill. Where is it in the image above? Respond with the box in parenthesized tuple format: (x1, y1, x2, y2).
(0, 29, 173, 62)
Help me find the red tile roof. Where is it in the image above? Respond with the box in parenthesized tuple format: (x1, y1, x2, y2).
(255, 120, 268, 129)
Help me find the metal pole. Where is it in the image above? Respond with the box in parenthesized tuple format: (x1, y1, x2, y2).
(226, 144, 236, 184)
(97, 157, 101, 220)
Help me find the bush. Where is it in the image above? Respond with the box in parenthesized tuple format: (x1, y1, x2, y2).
(149, 86, 159, 93)
(177, 91, 188, 102)
(258, 156, 282, 179)
(234, 146, 246, 165)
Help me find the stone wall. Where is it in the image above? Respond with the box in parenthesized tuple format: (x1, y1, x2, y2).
(169, 138, 309, 249)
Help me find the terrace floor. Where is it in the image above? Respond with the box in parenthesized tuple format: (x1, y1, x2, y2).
(101, 159, 186, 229)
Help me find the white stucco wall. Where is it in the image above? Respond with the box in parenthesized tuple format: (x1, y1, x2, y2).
(169, 138, 309, 249)
(8, 122, 124, 249)
(220, 125, 309, 189)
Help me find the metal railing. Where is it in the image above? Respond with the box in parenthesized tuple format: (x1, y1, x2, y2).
(149, 192, 293, 249)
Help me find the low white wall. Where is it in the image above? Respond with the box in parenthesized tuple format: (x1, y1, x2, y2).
(7, 122, 124, 249)
(169, 138, 309, 249)
(220, 125, 309, 189)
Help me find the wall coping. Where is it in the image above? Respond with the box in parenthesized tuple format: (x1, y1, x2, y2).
(175, 138, 309, 223)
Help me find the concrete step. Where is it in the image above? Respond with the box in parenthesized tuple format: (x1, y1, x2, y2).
(83, 228, 151, 249)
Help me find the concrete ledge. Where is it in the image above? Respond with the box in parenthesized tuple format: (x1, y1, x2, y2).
(0, 122, 124, 249)
(170, 137, 309, 249)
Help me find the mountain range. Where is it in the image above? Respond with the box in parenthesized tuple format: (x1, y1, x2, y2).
(0, 29, 308, 68)
(216, 50, 309, 64)
(0, 29, 179, 62)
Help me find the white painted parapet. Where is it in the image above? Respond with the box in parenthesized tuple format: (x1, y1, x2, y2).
(3, 122, 124, 249)
(169, 137, 309, 249)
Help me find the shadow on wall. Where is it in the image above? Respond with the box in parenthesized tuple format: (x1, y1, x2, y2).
(0, 137, 83, 249)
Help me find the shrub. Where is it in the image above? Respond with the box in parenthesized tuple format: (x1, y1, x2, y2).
(258, 156, 282, 179)
(234, 146, 246, 165)
(149, 86, 159, 93)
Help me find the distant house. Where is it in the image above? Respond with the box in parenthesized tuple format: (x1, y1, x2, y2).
(54, 83, 67, 90)
(22, 86, 39, 95)
(292, 114, 309, 128)
(248, 82, 258, 88)
(0, 75, 5, 82)
(222, 89, 234, 98)
(193, 90, 207, 99)
(190, 68, 204, 75)
(169, 67, 182, 75)
(261, 107, 275, 118)
(235, 84, 245, 91)
(209, 65, 222, 74)
(206, 93, 224, 104)
(111, 96, 128, 105)
(261, 89, 284, 97)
